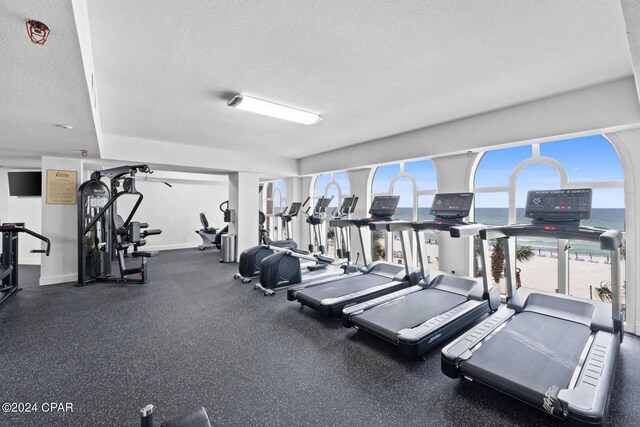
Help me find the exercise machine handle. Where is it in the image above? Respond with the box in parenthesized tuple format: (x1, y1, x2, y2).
(20, 227, 52, 256)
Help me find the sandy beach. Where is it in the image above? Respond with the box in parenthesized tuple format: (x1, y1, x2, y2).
(337, 238, 625, 315)
(391, 243, 625, 307)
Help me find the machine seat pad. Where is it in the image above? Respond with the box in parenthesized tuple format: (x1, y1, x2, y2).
(131, 251, 159, 258)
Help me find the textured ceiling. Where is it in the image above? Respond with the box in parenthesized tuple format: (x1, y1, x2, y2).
(0, 0, 98, 167)
(86, 0, 633, 159)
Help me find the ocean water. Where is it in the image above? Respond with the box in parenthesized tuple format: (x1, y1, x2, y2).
(392, 207, 625, 256)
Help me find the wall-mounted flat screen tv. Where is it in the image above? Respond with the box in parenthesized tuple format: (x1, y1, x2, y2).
(8, 171, 42, 196)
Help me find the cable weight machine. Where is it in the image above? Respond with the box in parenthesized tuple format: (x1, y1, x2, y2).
(77, 165, 163, 285)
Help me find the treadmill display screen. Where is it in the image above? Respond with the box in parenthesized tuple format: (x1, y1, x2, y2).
(429, 193, 473, 219)
(288, 202, 301, 216)
(368, 196, 400, 218)
(525, 188, 592, 221)
(339, 196, 359, 215)
(313, 196, 334, 213)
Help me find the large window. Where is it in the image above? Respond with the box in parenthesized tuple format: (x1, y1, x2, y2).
(474, 135, 626, 317)
(370, 159, 438, 269)
(312, 172, 351, 256)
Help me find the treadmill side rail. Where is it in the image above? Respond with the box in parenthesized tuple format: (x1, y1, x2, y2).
(398, 300, 485, 342)
(320, 280, 407, 307)
(561, 331, 620, 426)
(396, 299, 492, 358)
(341, 285, 424, 327)
(441, 307, 516, 378)
(287, 272, 365, 300)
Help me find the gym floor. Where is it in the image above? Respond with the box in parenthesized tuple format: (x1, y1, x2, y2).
(1, 249, 639, 426)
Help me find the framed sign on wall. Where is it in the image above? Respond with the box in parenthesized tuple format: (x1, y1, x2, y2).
(46, 169, 78, 205)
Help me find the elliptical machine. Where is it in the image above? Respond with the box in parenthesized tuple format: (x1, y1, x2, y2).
(234, 199, 308, 284)
(256, 196, 359, 295)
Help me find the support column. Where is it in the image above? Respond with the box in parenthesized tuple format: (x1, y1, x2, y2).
(228, 172, 259, 261)
(432, 153, 479, 276)
(347, 168, 373, 267)
(609, 130, 639, 335)
(40, 157, 83, 285)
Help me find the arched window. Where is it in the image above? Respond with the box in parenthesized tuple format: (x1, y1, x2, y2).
(311, 172, 351, 256)
(473, 135, 626, 318)
(370, 159, 438, 268)
(313, 171, 351, 209)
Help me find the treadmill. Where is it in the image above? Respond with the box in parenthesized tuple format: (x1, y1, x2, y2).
(441, 189, 623, 426)
(342, 193, 500, 358)
(287, 195, 422, 318)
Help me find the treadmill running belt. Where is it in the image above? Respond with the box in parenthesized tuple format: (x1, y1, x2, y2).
(352, 289, 467, 342)
(297, 274, 392, 302)
(461, 311, 591, 412)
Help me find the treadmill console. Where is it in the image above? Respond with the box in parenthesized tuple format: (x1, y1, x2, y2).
(312, 196, 334, 214)
(525, 188, 592, 222)
(429, 193, 473, 219)
(368, 196, 400, 220)
(287, 202, 302, 217)
(338, 196, 359, 216)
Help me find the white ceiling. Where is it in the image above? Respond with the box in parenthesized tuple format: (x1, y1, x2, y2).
(0, 1, 98, 168)
(86, 0, 633, 159)
(0, 1, 635, 172)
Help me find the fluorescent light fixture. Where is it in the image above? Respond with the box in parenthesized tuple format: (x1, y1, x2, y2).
(227, 94, 322, 125)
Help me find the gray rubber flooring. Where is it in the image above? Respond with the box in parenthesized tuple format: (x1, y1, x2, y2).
(1, 248, 638, 426)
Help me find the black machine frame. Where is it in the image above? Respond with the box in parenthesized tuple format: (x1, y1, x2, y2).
(1, 223, 51, 306)
(77, 165, 162, 285)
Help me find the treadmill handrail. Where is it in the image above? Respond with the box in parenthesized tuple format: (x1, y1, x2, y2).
(481, 223, 623, 323)
(449, 223, 486, 238)
(479, 224, 622, 249)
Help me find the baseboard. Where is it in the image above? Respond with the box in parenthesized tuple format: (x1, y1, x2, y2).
(40, 273, 77, 286)
(140, 243, 201, 252)
(19, 257, 41, 266)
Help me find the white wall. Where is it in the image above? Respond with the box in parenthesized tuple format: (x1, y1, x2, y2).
(6, 194, 43, 265)
(228, 172, 260, 259)
(300, 77, 640, 175)
(608, 130, 639, 335)
(40, 157, 83, 285)
(116, 178, 228, 251)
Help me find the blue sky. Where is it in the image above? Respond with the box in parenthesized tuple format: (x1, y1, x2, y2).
(474, 135, 624, 208)
(311, 135, 625, 209)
